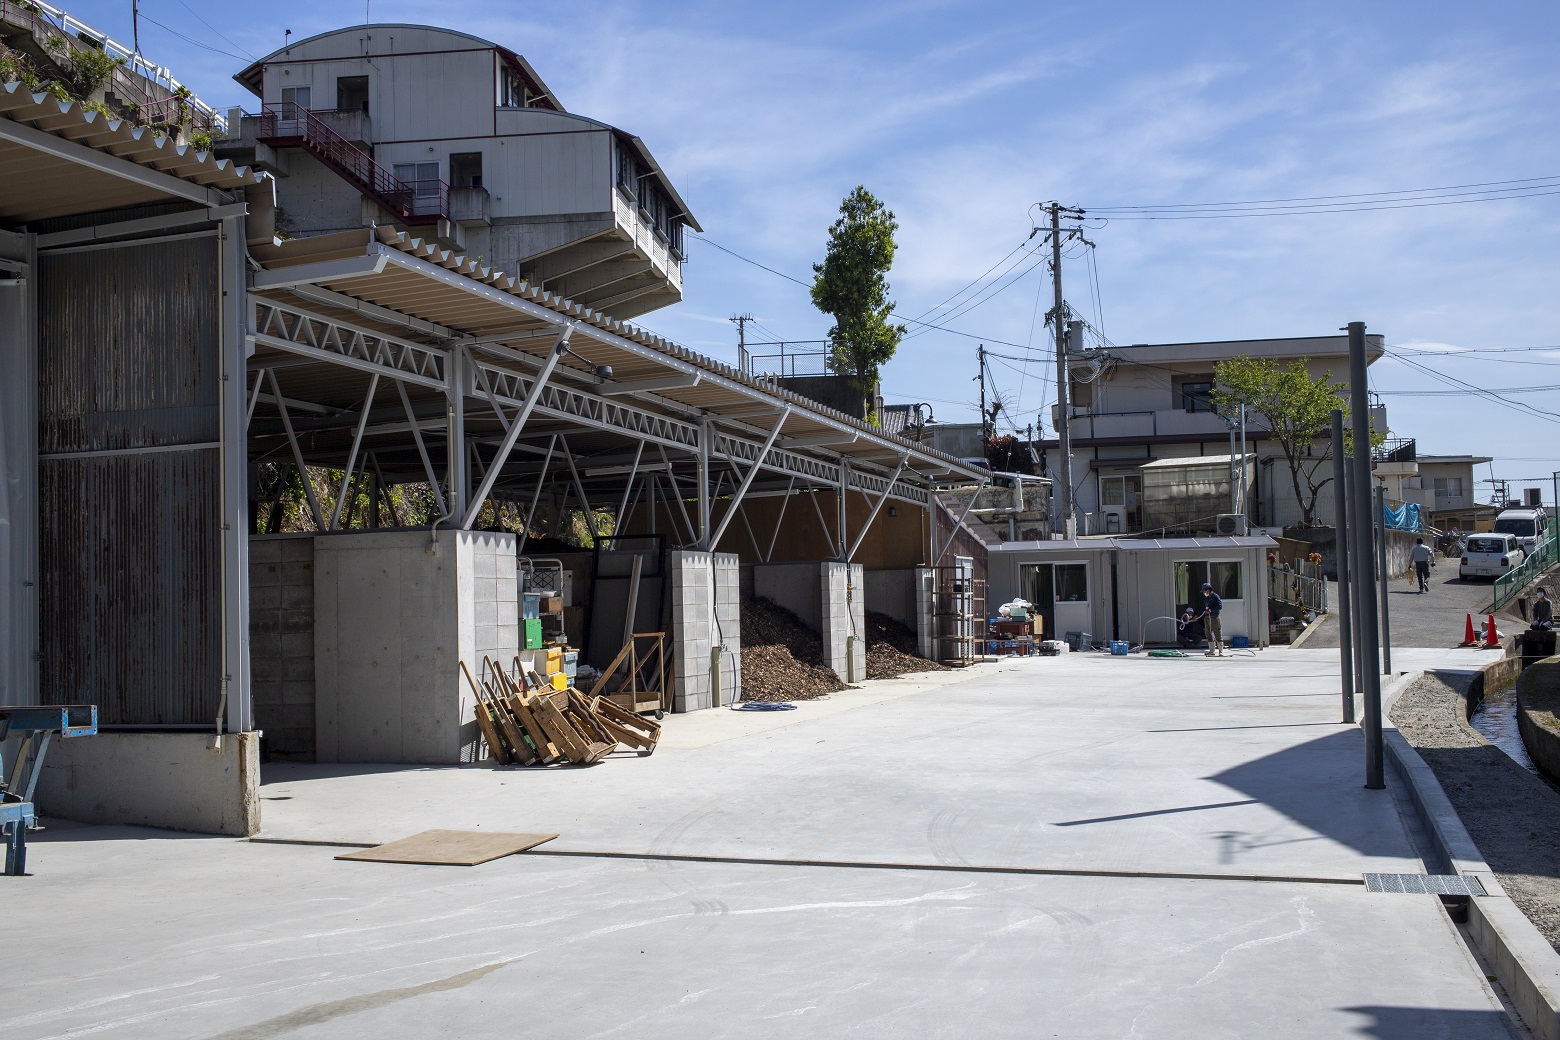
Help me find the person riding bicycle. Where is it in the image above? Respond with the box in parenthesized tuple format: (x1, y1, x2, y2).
(1410, 538, 1435, 594)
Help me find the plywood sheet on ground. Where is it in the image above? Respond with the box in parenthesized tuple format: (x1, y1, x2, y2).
(335, 830, 557, 866)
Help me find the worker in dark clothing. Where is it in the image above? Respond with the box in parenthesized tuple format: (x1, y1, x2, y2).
(1202, 582, 1225, 657)
(1533, 588, 1554, 631)
(1177, 607, 1203, 649)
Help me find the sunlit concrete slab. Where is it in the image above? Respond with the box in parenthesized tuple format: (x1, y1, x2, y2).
(3, 830, 1511, 1040)
(256, 651, 1439, 880)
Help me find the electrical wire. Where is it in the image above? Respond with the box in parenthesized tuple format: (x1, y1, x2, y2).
(1089, 187, 1560, 220)
(166, 0, 257, 60)
(139, 14, 250, 61)
(692, 235, 1032, 349)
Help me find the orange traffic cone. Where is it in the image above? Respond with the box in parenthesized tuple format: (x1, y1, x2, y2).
(1462, 613, 1477, 646)
(1483, 614, 1501, 649)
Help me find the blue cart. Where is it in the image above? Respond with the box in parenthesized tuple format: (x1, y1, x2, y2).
(1, 705, 98, 876)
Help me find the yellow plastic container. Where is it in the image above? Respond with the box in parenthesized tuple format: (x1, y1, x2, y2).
(550, 672, 569, 691)
(545, 647, 564, 672)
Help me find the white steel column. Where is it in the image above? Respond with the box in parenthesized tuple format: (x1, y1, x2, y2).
(218, 214, 252, 733)
(446, 345, 470, 526)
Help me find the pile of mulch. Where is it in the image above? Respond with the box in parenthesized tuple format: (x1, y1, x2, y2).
(865, 610, 948, 680)
(738, 597, 848, 702)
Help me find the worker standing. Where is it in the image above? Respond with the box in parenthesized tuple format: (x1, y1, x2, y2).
(1201, 582, 1225, 657)
(1410, 537, 1435, 594)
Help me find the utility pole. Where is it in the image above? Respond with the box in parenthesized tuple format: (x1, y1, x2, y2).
(1042, 202, 1086, 538)
(1330, 409, 1355, 723)
(730, 314, 754, 375)
(1347, 320, 1384, 790)
(977, 344, 989, 440)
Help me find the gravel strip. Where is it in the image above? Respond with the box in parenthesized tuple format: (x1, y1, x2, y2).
(1391, 672, 1560, 951)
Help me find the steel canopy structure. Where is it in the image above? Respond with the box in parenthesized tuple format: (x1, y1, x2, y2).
(246, 227, 984, 558)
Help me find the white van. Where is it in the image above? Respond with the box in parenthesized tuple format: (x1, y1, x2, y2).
(1461, 533, 1526, 580)
(1493, 508, 1549, 553)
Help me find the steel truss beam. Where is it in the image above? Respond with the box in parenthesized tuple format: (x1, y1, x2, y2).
(247, 299, 933, 507)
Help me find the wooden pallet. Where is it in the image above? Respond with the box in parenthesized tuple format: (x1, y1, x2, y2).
(459, 656, 658, 766)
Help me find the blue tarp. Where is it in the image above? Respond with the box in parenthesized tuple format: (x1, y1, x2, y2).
(1383, 501, 1421, 532)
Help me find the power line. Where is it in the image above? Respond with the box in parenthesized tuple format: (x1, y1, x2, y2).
(691, 234, 1033, 349)
(1090, 174, 1560, 212)
(1089, 187, 1560, 220)
(166, 0, 257, 60)
(140, 14, 250, 61)
(1383, 349, 1560, 426)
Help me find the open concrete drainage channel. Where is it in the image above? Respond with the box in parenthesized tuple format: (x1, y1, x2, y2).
(1383, 668, 1560, 1040)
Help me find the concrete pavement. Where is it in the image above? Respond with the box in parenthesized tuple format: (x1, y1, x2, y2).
(4, 648, 1524, 1039)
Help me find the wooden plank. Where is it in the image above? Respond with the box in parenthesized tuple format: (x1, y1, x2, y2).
(459, 660, 511, 765)
(530, 694, 591, 763)
(336, 829, 556, 866)
(507, 693, 561, 763)
(483, 661, 540, 765)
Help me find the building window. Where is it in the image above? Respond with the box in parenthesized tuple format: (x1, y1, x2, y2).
(498, 66, 526, 108)
(616, 145, 642, 200)
(1181, 381, 1215, 413)
(450, 152, 483, 189)
(393, 162, 440, 197)
(1434, 477, 1464, 498)
(668, 220, 684, 257)
(1175, 560, 1242, 605)
(336, 76, 369, 113)
(280, 85, 311, 110)
(1054, 564, 1088, 602)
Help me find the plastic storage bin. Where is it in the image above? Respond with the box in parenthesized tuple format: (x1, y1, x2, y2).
(1109, 640, 1129, 656)
(524, 617, 543, 649)
(522, 593, 541, 620)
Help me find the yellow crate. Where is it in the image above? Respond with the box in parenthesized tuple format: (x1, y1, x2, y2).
(550, 672, 569, 691)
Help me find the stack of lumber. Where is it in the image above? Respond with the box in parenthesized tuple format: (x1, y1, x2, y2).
(459, 656, 661, 767)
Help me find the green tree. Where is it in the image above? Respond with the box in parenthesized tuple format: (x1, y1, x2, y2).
(1212, 355, 1381, 527)
(810, 186, 906, 412)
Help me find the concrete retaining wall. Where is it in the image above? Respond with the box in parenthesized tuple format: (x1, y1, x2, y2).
(249, 535, 316, 760)
(865, 569, 916, 629)
(39, 731, 260, 836)
(313, 529, 518, 764)
(1517, 658, 1560, 786)
(1296, 524, 1420, 581)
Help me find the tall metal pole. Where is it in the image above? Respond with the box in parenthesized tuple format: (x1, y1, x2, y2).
(977, 343, 988, 440)
(1376, 482, 1392, 675)
(1050, 204, 1075, 538)
(1348, 321, 1384, 789)
(1331, 410, 1355, 723)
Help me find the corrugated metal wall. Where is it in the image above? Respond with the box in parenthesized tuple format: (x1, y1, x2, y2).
(37, 237, 222, 725)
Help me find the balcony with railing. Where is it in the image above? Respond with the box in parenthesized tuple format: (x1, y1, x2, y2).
(256, 102, 446, 225)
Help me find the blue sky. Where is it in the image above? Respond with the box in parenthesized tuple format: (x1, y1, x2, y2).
(62, 0, 1560, 501)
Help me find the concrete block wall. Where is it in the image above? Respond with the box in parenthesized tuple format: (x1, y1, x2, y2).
(314, 530, 518, 764)
(915, 567, 936, 659)
(670, 551, 713, 712)
(249, 535, 316, 760)
(821, 562, 866, 684)
(713, 553, 741, 707)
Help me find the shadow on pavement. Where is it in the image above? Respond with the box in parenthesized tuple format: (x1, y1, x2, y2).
(1342, 1005, 1518, 1039)
(1204, 728, 1408, 860)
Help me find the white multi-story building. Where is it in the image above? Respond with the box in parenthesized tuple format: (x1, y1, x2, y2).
(1039, 333, 1389, 534)
(217, 24, 698, 319)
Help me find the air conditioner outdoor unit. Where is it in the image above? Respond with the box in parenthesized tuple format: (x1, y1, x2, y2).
(1214, 514, 1249, 536)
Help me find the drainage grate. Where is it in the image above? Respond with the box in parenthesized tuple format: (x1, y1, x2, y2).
(1363, 873, 1486, 896)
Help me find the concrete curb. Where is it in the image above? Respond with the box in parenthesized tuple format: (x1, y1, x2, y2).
(1285, 611, 1328, 650)
(1383, 667, 1560, 1040)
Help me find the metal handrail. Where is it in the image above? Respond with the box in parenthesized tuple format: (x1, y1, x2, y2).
(0, 0, 225, 130)
(1491, 530, 1559, 614)
(257, 102, 449, 224)
(1269, 563, 1329, 614)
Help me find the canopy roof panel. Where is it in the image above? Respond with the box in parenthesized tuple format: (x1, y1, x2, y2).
(0, 82, 269, 226)
(249, 227, 984, 485)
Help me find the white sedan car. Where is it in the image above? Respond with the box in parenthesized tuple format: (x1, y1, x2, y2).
(1460, 533, 1526, 581)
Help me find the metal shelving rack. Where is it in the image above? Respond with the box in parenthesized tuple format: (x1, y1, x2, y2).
(931, 562, 988, 667)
